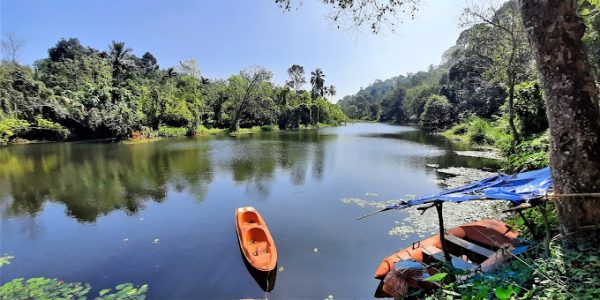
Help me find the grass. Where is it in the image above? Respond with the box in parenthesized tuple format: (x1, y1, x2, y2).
(196, 125, 227, 136)
(443, 116, 513, 152)
(230, 125, 280, 136)
(443, 116, 550, 172)
(157, 126, 187, 137)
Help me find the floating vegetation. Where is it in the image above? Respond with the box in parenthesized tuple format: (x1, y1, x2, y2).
(364, 192, 379, 197)
(343, 167, 510, 240)
(454, 151, 502, 160)
(341, 198, 404, 209)
(435, 167, 495, 189)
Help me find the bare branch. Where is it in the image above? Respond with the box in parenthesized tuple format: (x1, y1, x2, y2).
(1, 33, 25, 64)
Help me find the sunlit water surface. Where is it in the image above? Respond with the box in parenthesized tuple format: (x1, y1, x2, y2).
(0, 123, 498, 299)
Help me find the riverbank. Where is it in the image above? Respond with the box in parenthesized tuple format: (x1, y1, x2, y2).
(4, 123, 342, 147)
(442, 117, 549, 172)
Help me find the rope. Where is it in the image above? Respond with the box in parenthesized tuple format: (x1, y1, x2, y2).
(546, 192, 600, 198)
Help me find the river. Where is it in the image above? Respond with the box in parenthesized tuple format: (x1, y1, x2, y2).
(0, 123, 499, 299)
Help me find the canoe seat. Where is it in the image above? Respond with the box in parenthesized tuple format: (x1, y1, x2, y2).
(445, 234, 495, 258)
(422, 245, 475, 271)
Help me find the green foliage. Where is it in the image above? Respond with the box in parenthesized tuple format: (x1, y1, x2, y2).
(157, 125, 187, 137)
(419, 95, 453, 129)
(0, 256, 148, 300)
(0, 279, 147, 300)
(0, 40, 348, 145)
(443, 116, 513, 150)
(505, 131, 550, 172)
(424, 272, 448, 282)
(0, 255, 14, 267)
(0, 117, 29, 144)
(514, 81, 547, 137)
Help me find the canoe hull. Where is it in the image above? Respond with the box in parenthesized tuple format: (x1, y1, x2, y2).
(235, 207, 278, 272)
(374, 219, 518, 279)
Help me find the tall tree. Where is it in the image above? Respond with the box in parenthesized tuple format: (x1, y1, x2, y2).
(178, 59, 202, 79)
(327, 85, 336, 100)
(1, 33, 25, 64)
(286, 64, 306, 90)
(108, 41, 133, 87)
(228, 66, 273, 133)
(310, 68, 326, 99)
(461, 0, 532, 145)
(521, 0, 600, 248)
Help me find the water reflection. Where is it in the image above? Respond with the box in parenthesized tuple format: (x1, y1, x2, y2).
(379, 128, 500, 171)
(240, 248, 278, 292)
(0, 131, 334, 222)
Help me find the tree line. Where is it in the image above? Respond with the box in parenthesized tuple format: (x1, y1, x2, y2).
(0, 38, 347, 144)
(339, 0, 600, 147)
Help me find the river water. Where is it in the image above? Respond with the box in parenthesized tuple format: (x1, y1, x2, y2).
(0, 123, 498, 299)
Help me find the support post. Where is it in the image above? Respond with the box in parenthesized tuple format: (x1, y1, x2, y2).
(540, 202, 551, 258)
(435, 201, 452, 264)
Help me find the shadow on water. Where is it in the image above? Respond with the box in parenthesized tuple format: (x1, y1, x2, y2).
(239, 248, 277, 292)
(362, 127, 501, 171)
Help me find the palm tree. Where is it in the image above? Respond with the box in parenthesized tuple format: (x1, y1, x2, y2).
(161, 67, 178, 83)
(310, 68, 326, 99)
(109, 41, 133, 87)
(327, 85, 336, 100)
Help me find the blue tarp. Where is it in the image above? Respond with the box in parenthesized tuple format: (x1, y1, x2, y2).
(390, 167, 553, 209)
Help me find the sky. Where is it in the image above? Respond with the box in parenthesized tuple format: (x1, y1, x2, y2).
(1, 0, 465, 101)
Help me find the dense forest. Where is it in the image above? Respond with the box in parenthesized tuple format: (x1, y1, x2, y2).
(0, 38, 346, 144)
(338, 0, 600, 166)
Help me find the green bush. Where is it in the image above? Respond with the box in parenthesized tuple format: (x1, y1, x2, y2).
(0, 117, 29, 145)
(505, 131, 550, 172)
(157, 126, 187, 137)
(419, 95, 453, 129)
(514, 81, 548, 137)
(0, 256, 148, 299)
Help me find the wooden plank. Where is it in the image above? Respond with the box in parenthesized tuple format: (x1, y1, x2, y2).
(480, 247, 514, 273)
(422, 245, 475, 271)
(445, 234, 495, 258)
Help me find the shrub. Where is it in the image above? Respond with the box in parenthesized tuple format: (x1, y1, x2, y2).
(0, 117, 29, 145)
(514, 81, 548, 137)
(157, 125, 187, 137)
(419, 95, 453, 129)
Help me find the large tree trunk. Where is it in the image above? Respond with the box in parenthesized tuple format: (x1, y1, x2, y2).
(521, 0, 600, 249)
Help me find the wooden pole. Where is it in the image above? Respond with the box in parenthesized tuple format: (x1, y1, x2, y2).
(435, 201, 452, 264)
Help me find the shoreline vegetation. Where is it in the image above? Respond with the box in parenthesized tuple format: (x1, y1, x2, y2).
(0, 39, 347, 147)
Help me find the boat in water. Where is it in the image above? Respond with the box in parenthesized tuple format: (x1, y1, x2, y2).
(375, 219, 525, 298)
(235, 207, 278, 272)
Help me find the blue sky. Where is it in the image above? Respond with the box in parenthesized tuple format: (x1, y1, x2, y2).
(1, 0, 464, 101)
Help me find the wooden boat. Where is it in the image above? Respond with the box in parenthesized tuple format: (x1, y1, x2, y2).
(375, 219, 519, 279)
(236, 207, 277, 272)
(374, 220, 522, 297)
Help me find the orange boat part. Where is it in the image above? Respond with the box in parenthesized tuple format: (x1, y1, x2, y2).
(374, 219, 518, 279)
(236, 207, 278, 272)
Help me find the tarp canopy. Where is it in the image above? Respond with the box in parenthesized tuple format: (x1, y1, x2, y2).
(390, 167, 552, 209)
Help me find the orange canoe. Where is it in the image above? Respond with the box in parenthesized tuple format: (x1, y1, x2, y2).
(375, 219, 519, 279)
(236, 207, 278, 272)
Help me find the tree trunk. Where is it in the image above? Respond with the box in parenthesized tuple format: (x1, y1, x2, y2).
(521, 0, 600, 249)
(507, 71, 520, 145)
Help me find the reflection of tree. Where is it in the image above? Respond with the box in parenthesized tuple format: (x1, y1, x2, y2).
(0, 132, 335, 221)
(0, 140, 213, 222)
(225, 131, 335, 197)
